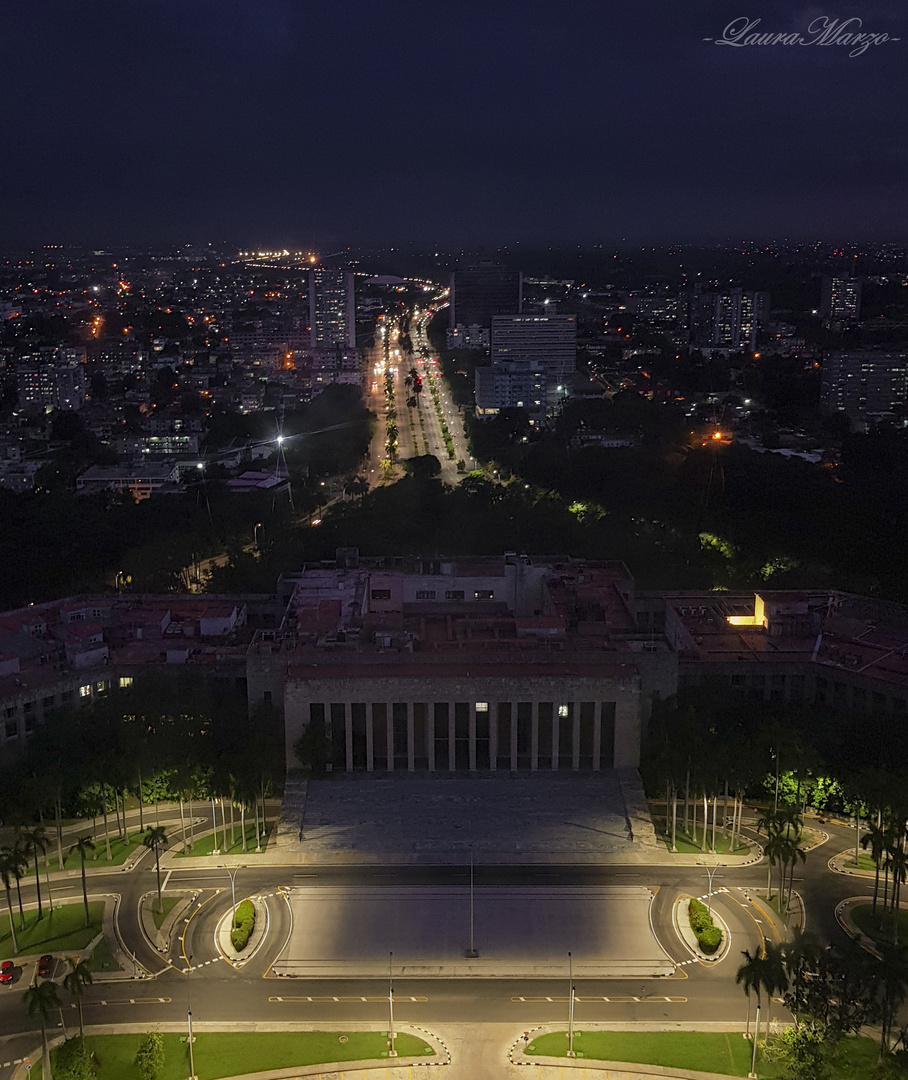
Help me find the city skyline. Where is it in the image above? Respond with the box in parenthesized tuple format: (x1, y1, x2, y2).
(1, 1, 906, 247)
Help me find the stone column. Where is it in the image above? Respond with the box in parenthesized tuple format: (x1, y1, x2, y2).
(592, 708, 602, 772)
(551, 712, 559, 771)
(427, 705, 436, 772)
(510, 702, 518, 772)
(469, 703, 477, 772)
(572, 708, 581, 771)
(345, 703, 353, 772)
(366, 703, 374, 772)
(530, 701, 539, 771)
(448, 702, 456, 772)
(386, 702, 394, 772)
(614, 686, 641, 768)
(489, 704, 498, 772)
(407, 703, 415, 772)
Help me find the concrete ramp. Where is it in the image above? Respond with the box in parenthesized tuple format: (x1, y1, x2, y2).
(272, 884, 675, 978)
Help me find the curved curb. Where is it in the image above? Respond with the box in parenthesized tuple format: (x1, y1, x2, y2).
(216, 894, 270, 968)
(672, 895, 731, 965)
(509, 1028, 743, 1079)
(835, 896, 908, 959)
(829, 849, 877, 878)
(10, 1024, 450, 1080)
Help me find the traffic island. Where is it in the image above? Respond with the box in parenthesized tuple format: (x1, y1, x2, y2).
(217, 894, 268, 967)
(25, 1027, 444, 1080)
(673, 896, 730, 964)
(139, 890, 196, 953)
(510, 1028, 880, 1079)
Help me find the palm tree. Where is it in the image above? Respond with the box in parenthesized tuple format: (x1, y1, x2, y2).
(63, 957, 92, 1038)
(781, 926, 819, 1026)
(863, 818, 890, 915)
(24, 827, 49, 920)
(763, 831, 788, 901)
(736, 947, 764, 1040)
(0, 849, 20, 954)
(877, 944, 908, 1061)
(887, 843, 908, 946)
(142, 826, 167, 913)
(7, 840, 29, 930)
(70, 836, 96, 929)
(760, 940, 789, 1043)
(24, 978, 62, 1080)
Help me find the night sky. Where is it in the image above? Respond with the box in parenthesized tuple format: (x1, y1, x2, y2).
(2, 1, 906, 246)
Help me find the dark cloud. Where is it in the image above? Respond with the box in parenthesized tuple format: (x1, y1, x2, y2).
(0, 0, 905, 244)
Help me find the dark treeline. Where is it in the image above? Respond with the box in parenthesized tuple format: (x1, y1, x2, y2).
(0, 674, 282, 841)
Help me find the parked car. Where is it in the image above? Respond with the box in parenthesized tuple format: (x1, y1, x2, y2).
(0, 961, 14, 986)
(37, 955, 53, 979)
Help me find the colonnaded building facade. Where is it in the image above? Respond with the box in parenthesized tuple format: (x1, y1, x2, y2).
(3, 551, 908, 772)
(248, 554, 678, 773)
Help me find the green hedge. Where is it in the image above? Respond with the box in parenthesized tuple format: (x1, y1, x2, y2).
(231, 899, 256, 951)
(688, 897, 722, 955)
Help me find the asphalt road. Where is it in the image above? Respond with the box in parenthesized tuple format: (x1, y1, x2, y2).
(0, 803, 877, 1080)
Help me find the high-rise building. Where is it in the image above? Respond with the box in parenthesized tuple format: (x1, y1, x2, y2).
(450, 265, 522, 328)
(16, 356, 86, 411)
(821, 350, 908, 429)
(474, 361, 547, 416)
(308, 268, 355, 349)
(820, 276, 861, 328)
(687, 288, 770, 352)
(489, 314, 577, 408)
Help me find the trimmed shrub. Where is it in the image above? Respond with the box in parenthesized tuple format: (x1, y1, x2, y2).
(231, 898, 256, 951)
(688, 897, 722, 955)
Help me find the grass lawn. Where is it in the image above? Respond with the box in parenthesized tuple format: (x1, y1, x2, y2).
(0, 902, 104, 956)
(847, 853, 878, 872)
(526, 1032, 878, 1079)
(89, 933, 120, 972)
(39, 1030, 434, 1079)
(174, 825, 272, 858)
(150, 896, 180, 930)
(23, 833, 146, 875)
(852, 903, 908, 948)
(659, 829, 750, 856)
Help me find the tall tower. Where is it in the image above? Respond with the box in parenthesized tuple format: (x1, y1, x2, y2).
(308, 268, 356, 349)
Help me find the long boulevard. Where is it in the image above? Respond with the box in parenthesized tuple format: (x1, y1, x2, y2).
(0, 798, 877, 1077)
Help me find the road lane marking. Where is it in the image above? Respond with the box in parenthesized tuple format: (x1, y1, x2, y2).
(268, 996, 428, 1003)
(96, 997, 171, 1006)
(511, 996, 686, 1003)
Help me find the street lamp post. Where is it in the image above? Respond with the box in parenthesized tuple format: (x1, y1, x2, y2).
(699, 862, 725, 917)
(466, 847, 478, 958)
(388, 951, 397, 1057)
(567, 951, 576, 1057)
(748, 1003, 761, 1078)
(187, 954, 197, 1080)
(220, 865, 244, 927)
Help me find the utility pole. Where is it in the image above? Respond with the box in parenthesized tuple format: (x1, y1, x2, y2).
(567, 951, 576, 1057)
(466, 847, 478, 957)
(187, 954, 197, 1080)
(748, 1004, 761, 1078)
(388, 951, 397, 1057)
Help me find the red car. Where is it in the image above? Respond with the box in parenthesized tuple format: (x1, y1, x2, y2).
(37, 955, 53, 979)
(0, 961, 13, 986)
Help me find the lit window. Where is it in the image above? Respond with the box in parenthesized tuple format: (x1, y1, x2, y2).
(475, 702, 489, 712)
(371, 589, 391, 601)
(119, 676, 133, 689)
(558, 704, 570, 717)
(79, 685, 91, 698)
(474, 590, 494, 600)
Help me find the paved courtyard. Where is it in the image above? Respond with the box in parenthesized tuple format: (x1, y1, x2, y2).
(277, 771, 657, 863)
(271, 884, 674, 978)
